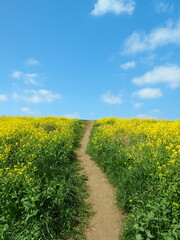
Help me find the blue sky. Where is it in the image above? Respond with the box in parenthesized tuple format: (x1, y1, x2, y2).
(0, 0, 180, 120)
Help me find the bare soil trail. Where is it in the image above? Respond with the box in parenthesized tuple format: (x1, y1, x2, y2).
(76, 121, 124, 240)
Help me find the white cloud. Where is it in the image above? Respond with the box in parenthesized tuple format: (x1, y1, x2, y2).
(136, 113, 157, 119)
(102, 91, 123, 104)
(21, 107, 38, 115)
(24, 73, 39, 85)
(134, 102, 143, 108)
(123, 20, 180, 54)
(155, 1, 174, 13)
(11, 71, 23, 79)
(13, 89, 61, 103)
(26, 58, 40, 65)
(64, 113, 80, 119)
(120, 61, 136, 70)
(151, 109, 161, 114)
(0, 94, 7, 101)
(139, 54, 156, 66)
(136, 109, 161, 119)
(91, 0, 135, 16)
(11, 71, 40, 85)
(132, 65, 180, 88)
(133, 88, 163, 99)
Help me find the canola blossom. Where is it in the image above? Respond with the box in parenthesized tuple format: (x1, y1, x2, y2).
(0, 116, 88, 240)
(88, 117, 180, 240)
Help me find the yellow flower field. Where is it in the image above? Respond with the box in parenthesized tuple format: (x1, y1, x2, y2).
(88, 117, 180, 240)
(0, 116, 88, 240)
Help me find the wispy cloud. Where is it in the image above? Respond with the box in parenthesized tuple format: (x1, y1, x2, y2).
(26, 58, 40, 65)
(64, 112, 80, 119)
(24, 73, 39, 85)
(120, 61, 136, 70)
(133, 88, 163, 99)
(139, 53, 156, 66)
(155, 1, 174, 13)
(132, 65, 180, 88)
(136, 109, 161, 119)
(11, 71, 41, 85)
(21, 107, 39, 115)
(123, 20, 180, 54)
(136, 113, 157, 119)
(0, 94, 7, 101)
(151, 109, 161, 114)
(13, 89, 61, 103)
(101, 91, 123, 104)
(91, 0, 135, 16)
(11, 71, 23, 79)
(133, 102, 143, 108)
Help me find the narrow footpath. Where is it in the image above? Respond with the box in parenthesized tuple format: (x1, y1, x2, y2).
(76, 121, 123, 240)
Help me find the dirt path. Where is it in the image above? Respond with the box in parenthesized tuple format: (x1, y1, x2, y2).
(76, 121, 124, 240)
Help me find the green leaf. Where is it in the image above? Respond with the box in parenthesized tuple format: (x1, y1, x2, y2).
(136, 234, 143, 240)
(146, 231, 154, 238)
(134, 223, 139, 229)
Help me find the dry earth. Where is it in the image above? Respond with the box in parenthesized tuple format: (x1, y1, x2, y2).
(76, 121, 124, 240)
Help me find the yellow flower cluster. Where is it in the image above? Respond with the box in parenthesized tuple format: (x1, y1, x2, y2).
(89, 117, 180, 238)
(92, 117, 180, 180)
(0, 116, 88, 239)
(0, 116, 80, 181)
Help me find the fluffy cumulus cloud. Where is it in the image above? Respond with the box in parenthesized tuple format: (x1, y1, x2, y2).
(132, 65, 180, 88)
(26, 58, 40, 65)
(21, 107, 38, 115)
(120, 61, 136, 70)
(13, 89, 61, 103)
(133, 88, 163, 99)
(101, 91, 123, 104)
(11, 71, 40, 85)
(155, 1, 174, 13)
(0, 94, 7, 101)
(91, 0, 135, 16)
(123, 20, 180, 54)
